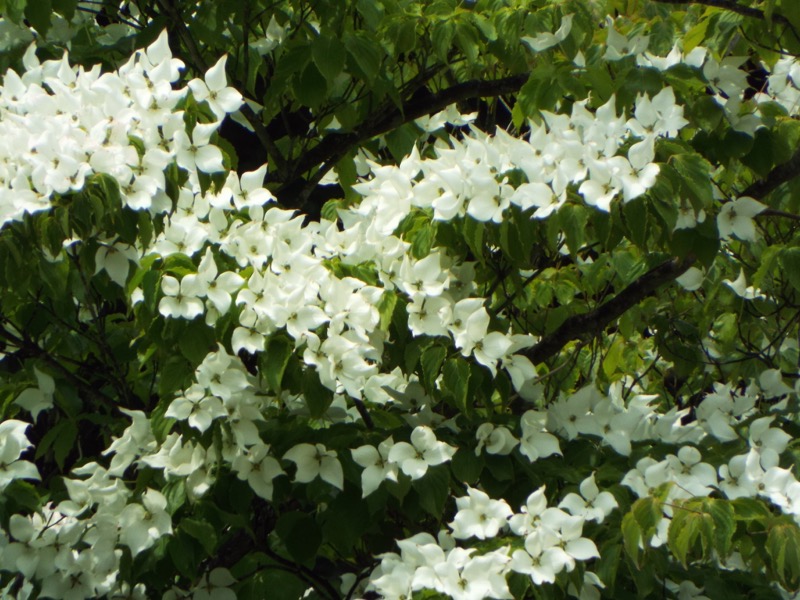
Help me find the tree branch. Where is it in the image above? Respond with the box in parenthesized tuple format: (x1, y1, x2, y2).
(650, 0, 793, 27)
(742, 147, 800, 200)
(281, 72, 530, 208)
(523, 256, 695, 365)
(154, 0, 289, 179)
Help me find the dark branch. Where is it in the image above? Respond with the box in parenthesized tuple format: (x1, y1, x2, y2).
(523, 256, 695, 365)
(281, 72, 530, 208)
(650, 0, 792, 27)
(742, 147, 800, 200)
(155, 0, 289, 179)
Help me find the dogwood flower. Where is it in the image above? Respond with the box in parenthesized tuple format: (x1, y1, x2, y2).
(717, 197, 766, 241)
(522, 14, 574, 52)
(559, 473, 618, 523)
(231, 443, 285, 500)
(188, 55, 242, 120)
(388, 426, 456, 480)
(14, 366, 55, 421)
(283, 443, 344, 489)
(352, 437, 399, 497)
(0, 420, 40, 488)
(449, 487, 513, 539)
(118, 489, 172, 556)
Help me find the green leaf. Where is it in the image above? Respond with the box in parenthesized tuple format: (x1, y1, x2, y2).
(4, 0, 27, 24)
(163, 480, 187, 515)
(451, 447, 483, 485)
(377, 291, 398, 332)
(781, 248, 800, 293)
(262, 335, 293, 392)
(52, 0, 77, 19)
(36, 419, 77, 470)
(558, 203, 589, 256)
(302, 368, 334, 419)
(621, 511, 642, 566)
(178, 322, 216, 364)
(671, 153, 713, 209)
(420, 345, 447, 392)
(462, 218, 485, 263)
(416, 464, 450, 517)
(167, 532, 197, 579)
(275, 511, 321, 565)
(180, 517, 218, 556)
(345, 33, 381, 81)
(53, 419, 77, 471)
(683, 18, 709, 52)
(238, 569, 308, 600)
(767, 521, 800, 589)
(632, 496, 663, 543)
(732, 497, 772, 521)
(442, 358, 471, 413)
(708, 499, 735, 558)
(312, 35, 346, 82)
(158, 356, 193, 397)
(293, 63, 327, 110)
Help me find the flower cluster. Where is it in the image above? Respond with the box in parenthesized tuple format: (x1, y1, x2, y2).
(368, 484, 607, 600)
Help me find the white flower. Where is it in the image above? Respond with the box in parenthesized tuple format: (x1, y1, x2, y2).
(14, 367, 55, 421)
(352, 438, 398, 497)
(387, 426, 456, 480)
(0, 420, 40, 488)
(604, 18, 649, 61)
(232, 444, 285, 500)
(95, 241, 139, 287)
(118, 489, 172, 556)
(559, 473, 618, 523)
(192, 568, 237, 600)
(519, 410, 561, 462)
(723, 269, 765, 300)
(283, 443, 344, 490)
(475, 423, 518, 456)
(522, 14, 573, 52)
(449, 487, 513, 540)
(717, 197, 766, 241)
(159, 274, 205, 319)
(188, 55, 243, 120)
(173, 122, 225, 173)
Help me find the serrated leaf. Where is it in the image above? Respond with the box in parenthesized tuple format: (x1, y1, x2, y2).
(668, 505, 700, 567)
